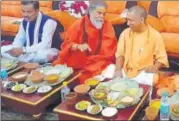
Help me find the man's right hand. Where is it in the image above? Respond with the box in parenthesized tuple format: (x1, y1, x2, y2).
(114, 70, 123, 78)
(7, 48, 23, 57)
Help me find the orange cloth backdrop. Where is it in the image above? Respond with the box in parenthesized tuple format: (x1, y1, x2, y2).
(158, 1, 179, 58)
(1, 1, 53, 36)
(104, 1, 126, 25)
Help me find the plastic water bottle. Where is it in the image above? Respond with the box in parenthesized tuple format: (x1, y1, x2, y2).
(61, 81, 70, 101)
(160, 92, 170, 120)
(0, 69, 8, 81)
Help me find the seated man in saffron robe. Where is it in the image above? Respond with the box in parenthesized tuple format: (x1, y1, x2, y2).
(115, 6, 169, 86)
(1, 1, 64, 63)
(53, 0, 117, 83)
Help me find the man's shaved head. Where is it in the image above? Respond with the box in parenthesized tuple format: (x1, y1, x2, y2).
(128, 5, 147, 21)
(126, 5, 148, 31)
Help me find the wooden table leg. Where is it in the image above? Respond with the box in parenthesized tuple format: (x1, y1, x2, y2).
(33, 113, 42, 119)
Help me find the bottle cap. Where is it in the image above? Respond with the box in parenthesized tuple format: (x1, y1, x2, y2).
(62, 81, 68, 86)
(0, 69, 8, 80)
(162, 92, 168, 97)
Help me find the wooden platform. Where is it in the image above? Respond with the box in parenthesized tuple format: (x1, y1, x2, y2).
(1, 63, 81, 117)
(54, 84, 151, 120)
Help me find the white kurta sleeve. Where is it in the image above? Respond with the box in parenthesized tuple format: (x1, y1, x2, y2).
(12, 22, 26, 47)
(1, 22, 25, 60)
(24, 19, 57, 53)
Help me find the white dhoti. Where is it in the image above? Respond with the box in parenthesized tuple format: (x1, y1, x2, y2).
(122, 69, 154, 86)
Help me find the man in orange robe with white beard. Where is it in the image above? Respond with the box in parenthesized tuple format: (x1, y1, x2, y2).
(53, 0, 117, 83)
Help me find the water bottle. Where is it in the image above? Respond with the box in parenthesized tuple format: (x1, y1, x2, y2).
(61, 81, 70, 101)
(0, 69, 8, 81)
(160, 92, 170, 120)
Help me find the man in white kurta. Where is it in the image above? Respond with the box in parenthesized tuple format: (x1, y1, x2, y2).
(1, 1, 63, 63)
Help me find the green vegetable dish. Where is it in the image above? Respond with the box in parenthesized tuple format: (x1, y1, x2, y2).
(76, 100, 91, 110)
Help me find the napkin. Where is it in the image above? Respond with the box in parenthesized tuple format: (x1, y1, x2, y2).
(122, 70, 154, 86)
(101, 64, 116, 79)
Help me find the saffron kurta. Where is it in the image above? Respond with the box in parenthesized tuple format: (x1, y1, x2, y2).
(116, 25, 169, 78)
(53, 15, 117, 83)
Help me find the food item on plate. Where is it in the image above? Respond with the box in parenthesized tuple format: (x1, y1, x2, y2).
(45, 74, 59, 84)
(173, 107, 179, 114)
(65, 92, 77, 100)
(121, 96, 134, 105)
(87, 105, 102, 115)
(156, 74, 176, 90)
(1, 58, 17, 70)
(105, 98, 118, 107)
(24, 63, 39, 70)
(149, 99, 160, 109)
(11, 72, 28, 82)
(60, 69, 72, 78)
(92, 88, 108, 100)
(94, 92, 106, 99)
(37, 86, 52, 93)
(96, 84, 108, 90)
(85, 78, 99, 87)
(125, 88, 139, 97)
(91, 105, 100, 114)
(23, 86, 37, 94)
(74, 84, 90, 95)
(29, 71, 44, 83)
(4, 82, 17, 89)
(171, 104, 179, 118)
(11, 84, 26, 92)
(45, 69, 61, 75)
(145, 106, 159, 120)
(110, 81, 127, 91)
(5, 63, 13, 68)
(30, 75, 43, 83)
(65, 92, 77, 105)
(31, 70, 40, 75)
(14, 74, 26, 79)
(14, 85, 22, 90)
(76, 100, 91, 111)
(102, 107, 118, 117)
(27, 86, 36, 92)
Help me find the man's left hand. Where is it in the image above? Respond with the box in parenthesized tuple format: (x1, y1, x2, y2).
(144, 65, 159, 73)
(8, 48, 23, 57)
(145, 62, 164, 73)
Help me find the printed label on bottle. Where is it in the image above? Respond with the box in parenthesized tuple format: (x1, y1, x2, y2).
(161, 105, 169, 114)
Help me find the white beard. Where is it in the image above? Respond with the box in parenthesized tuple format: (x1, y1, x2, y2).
(90, 15, 104, 29)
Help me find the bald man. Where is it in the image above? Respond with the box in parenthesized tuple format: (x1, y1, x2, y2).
(53, 0, 117, 83)
(115, 6, 169, 86)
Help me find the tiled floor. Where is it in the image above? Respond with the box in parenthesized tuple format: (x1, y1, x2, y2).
(1, 106, 59, 120)
(1, 99, 60, 121)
